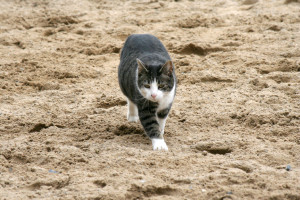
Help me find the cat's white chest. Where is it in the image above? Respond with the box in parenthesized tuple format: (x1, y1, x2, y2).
(157, 85, 175, 111)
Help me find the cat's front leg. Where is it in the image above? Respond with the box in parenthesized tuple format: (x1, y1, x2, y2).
(157, 108, 170, 135)
(151, 138, 168, 151)
(138, 105, 168, 151)
(157, 117, 167, 135)
(127, 98, 139, 122)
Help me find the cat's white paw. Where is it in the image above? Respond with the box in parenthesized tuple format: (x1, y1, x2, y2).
(127, 115, 139, 122)
(151, 138, 168, 151)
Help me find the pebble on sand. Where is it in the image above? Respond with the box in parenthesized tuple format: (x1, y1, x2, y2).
(48, 169, 60, 174)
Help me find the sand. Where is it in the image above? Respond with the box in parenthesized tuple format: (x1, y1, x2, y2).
(0, 0, 299, 199)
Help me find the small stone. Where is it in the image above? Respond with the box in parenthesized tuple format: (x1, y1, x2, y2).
(227, 191, 233, 195)
(286, 165, 291, 171)
(268, 25, 282, 32)
(44, 29, 55, 36)
(178, 118, 186, 122)
(202, 151, 208, 156)
(140, 179, 146, 183)
(48, 169, 60, 174)
(201, 189, 206, 192)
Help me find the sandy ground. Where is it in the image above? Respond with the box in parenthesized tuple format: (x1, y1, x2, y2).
(0, 0, 300, 199)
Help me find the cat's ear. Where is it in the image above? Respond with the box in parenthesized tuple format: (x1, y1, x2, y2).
(137, 58, 148, 73)
(160, 60, 173, 76)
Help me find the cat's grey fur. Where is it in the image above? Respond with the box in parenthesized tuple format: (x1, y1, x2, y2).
(118, 34, 176, 150)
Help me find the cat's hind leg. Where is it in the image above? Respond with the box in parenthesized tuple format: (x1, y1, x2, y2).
(127, 98, 139, 122)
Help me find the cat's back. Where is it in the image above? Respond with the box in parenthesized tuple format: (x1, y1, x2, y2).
(121, 34, 168, 57)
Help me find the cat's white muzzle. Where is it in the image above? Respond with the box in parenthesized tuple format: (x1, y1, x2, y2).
(140, 88, 163, 102)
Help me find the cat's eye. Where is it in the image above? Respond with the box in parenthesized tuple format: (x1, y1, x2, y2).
(158, 84, 164, 89)
(144, 84, 150, 88)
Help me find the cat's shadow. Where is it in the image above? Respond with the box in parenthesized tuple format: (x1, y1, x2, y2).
(113, 123, 152, 148)
(113, 123, 144, 136)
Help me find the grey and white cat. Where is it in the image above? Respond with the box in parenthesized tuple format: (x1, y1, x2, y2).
(118, 34, 176, 151)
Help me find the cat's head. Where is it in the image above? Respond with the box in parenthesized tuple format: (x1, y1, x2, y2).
(137, 58, 175, 102)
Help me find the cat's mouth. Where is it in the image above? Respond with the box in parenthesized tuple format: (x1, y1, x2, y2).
(145, 95, 159, 102)
(149, 98, 158, 102)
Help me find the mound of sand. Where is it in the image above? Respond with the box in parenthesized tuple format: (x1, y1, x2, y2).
(0, 0, 299, 199)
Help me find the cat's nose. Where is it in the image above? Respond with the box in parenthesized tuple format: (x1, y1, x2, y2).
(151, 94, 157, 99)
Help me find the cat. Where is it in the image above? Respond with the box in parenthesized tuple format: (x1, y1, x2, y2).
(118, 34, 176, 151)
